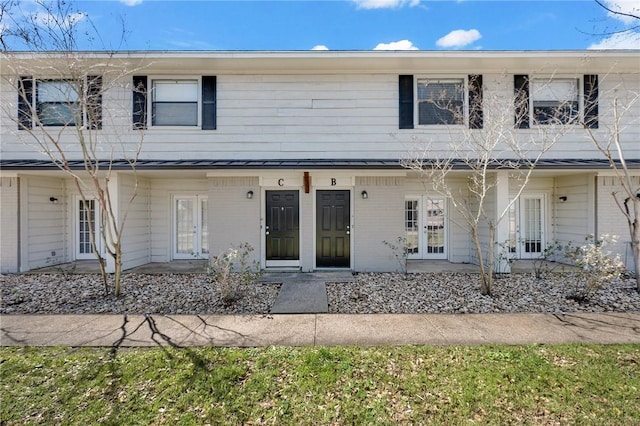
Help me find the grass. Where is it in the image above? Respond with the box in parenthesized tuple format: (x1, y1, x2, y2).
(1, 344, 639, 425)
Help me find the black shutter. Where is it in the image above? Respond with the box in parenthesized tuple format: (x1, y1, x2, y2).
(514, 74, 530, 129)
(132, 75, 147, 129)
(399, 75, 414, 129)
(584, 74, 598, 129)
(468, 74, 483, 129)
(87, 75, 102, 129)
(202, 76, 216, 130)
(18, 76, 33, 130)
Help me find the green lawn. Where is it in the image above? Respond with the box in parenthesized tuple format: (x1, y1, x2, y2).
(1, 344, 639, 425)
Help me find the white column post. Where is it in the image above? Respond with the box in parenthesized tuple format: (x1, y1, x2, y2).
(495, 171, 511, 274)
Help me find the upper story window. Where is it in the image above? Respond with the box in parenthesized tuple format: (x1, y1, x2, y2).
(132, 75, 216, 130)
(514, 74, 598, 129)
(36, 80, 81, 126)
(152, 80, 198, 126)
(18, 75, 102, 130)
(531, 78, 578, 125)
(399, 74, 483, 130)
(417, 79, 464, 126)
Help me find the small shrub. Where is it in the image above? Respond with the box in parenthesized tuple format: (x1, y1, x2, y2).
(564, 234, 626, 301)
(382, 237, 408, 274)
(532, 240, 565, 279)
(208, 243, 261, 305)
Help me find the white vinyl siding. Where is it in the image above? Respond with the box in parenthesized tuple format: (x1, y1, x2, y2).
(0, 177, 20, 273)
(207, 176, 261, 266)
(596, 174, 640, 273)
(2, 71, 639, 161)
(354, 176, 405, 272)
(120, 174, 151, 270)
(19, 176, 67, 271)
(552, 174, 595, 255)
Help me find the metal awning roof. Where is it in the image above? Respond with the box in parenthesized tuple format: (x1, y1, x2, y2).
(1, 158, 638, 171)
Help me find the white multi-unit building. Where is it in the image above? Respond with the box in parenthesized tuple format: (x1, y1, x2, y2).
(1, 50, 638, 274)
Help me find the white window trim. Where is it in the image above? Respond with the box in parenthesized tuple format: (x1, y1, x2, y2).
(148, 76, 202, 130)
(414, 75, 468, 128)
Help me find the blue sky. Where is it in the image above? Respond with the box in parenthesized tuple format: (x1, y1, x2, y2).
(4, 0, 640, 51)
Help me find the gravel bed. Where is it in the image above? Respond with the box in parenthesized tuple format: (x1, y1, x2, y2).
(327, 273, 640, 314)
(0, 274, 280, 315)
(1, 272, 639, 315)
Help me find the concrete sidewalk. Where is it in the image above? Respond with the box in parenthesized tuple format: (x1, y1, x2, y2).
(1, 312, 639, 347)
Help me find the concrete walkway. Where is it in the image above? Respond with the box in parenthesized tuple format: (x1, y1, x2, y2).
(263, 272, 354, 314)
(1, 312, 639, 347)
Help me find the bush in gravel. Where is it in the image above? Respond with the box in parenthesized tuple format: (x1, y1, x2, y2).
(564, 235, 626, 302)
(382, 236, 409, 274)
(208, 243, 261, 305)
(532, 240, 566, 279)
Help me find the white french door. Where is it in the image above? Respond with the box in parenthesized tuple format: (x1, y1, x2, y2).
(405, 196, 447, 260)
(511, 194, 546, 259)
(173, 195, 208, 259)
(75, 197, 101, 260)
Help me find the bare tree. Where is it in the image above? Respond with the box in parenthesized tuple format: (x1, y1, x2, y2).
(402, 74, 572, 295)
(583, 84, 640, 290)
(586, 1, 640, 47)
(1, 0, 145, 296)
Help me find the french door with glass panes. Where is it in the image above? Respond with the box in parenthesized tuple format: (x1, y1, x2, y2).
(76, 197, 101, 260)
(509, 194, 546, 259)
(173, 195, 208, 259)
(405, 196, 447, 259)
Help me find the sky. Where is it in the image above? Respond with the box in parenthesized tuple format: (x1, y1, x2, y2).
(3, 0, 640, 51)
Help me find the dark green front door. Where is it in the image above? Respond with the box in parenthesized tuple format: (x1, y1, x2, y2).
(316, 190, 350, 267)
(266, 190, 299, 261)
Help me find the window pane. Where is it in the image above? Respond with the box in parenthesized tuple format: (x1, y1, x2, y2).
(152, 102, 197, 126)
(417, 79, 463, 125)
(532, 79, 577, 102)
(38, 102, 78, 126)
(38, 80, 79, 102)
(405, 199, 419, 254)
(419, 101, 462, 125)
(153, 80, 197, 102)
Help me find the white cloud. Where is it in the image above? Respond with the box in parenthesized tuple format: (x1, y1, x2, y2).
(600, 0, 639, 24)
(33, 11, 87, 29)
(435, 29, 481, 48)
(311, 45, 329, 50)
(588, 32, 640, 49)
(373, 39, 419, 50)
(120, 0, 143, 5)
(353, 0, 420, 10)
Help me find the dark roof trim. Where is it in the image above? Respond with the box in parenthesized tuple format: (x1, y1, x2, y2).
(1, 158, 638, 171)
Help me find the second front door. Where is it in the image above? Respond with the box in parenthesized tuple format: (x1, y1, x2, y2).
(316, 190, 350, 268)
